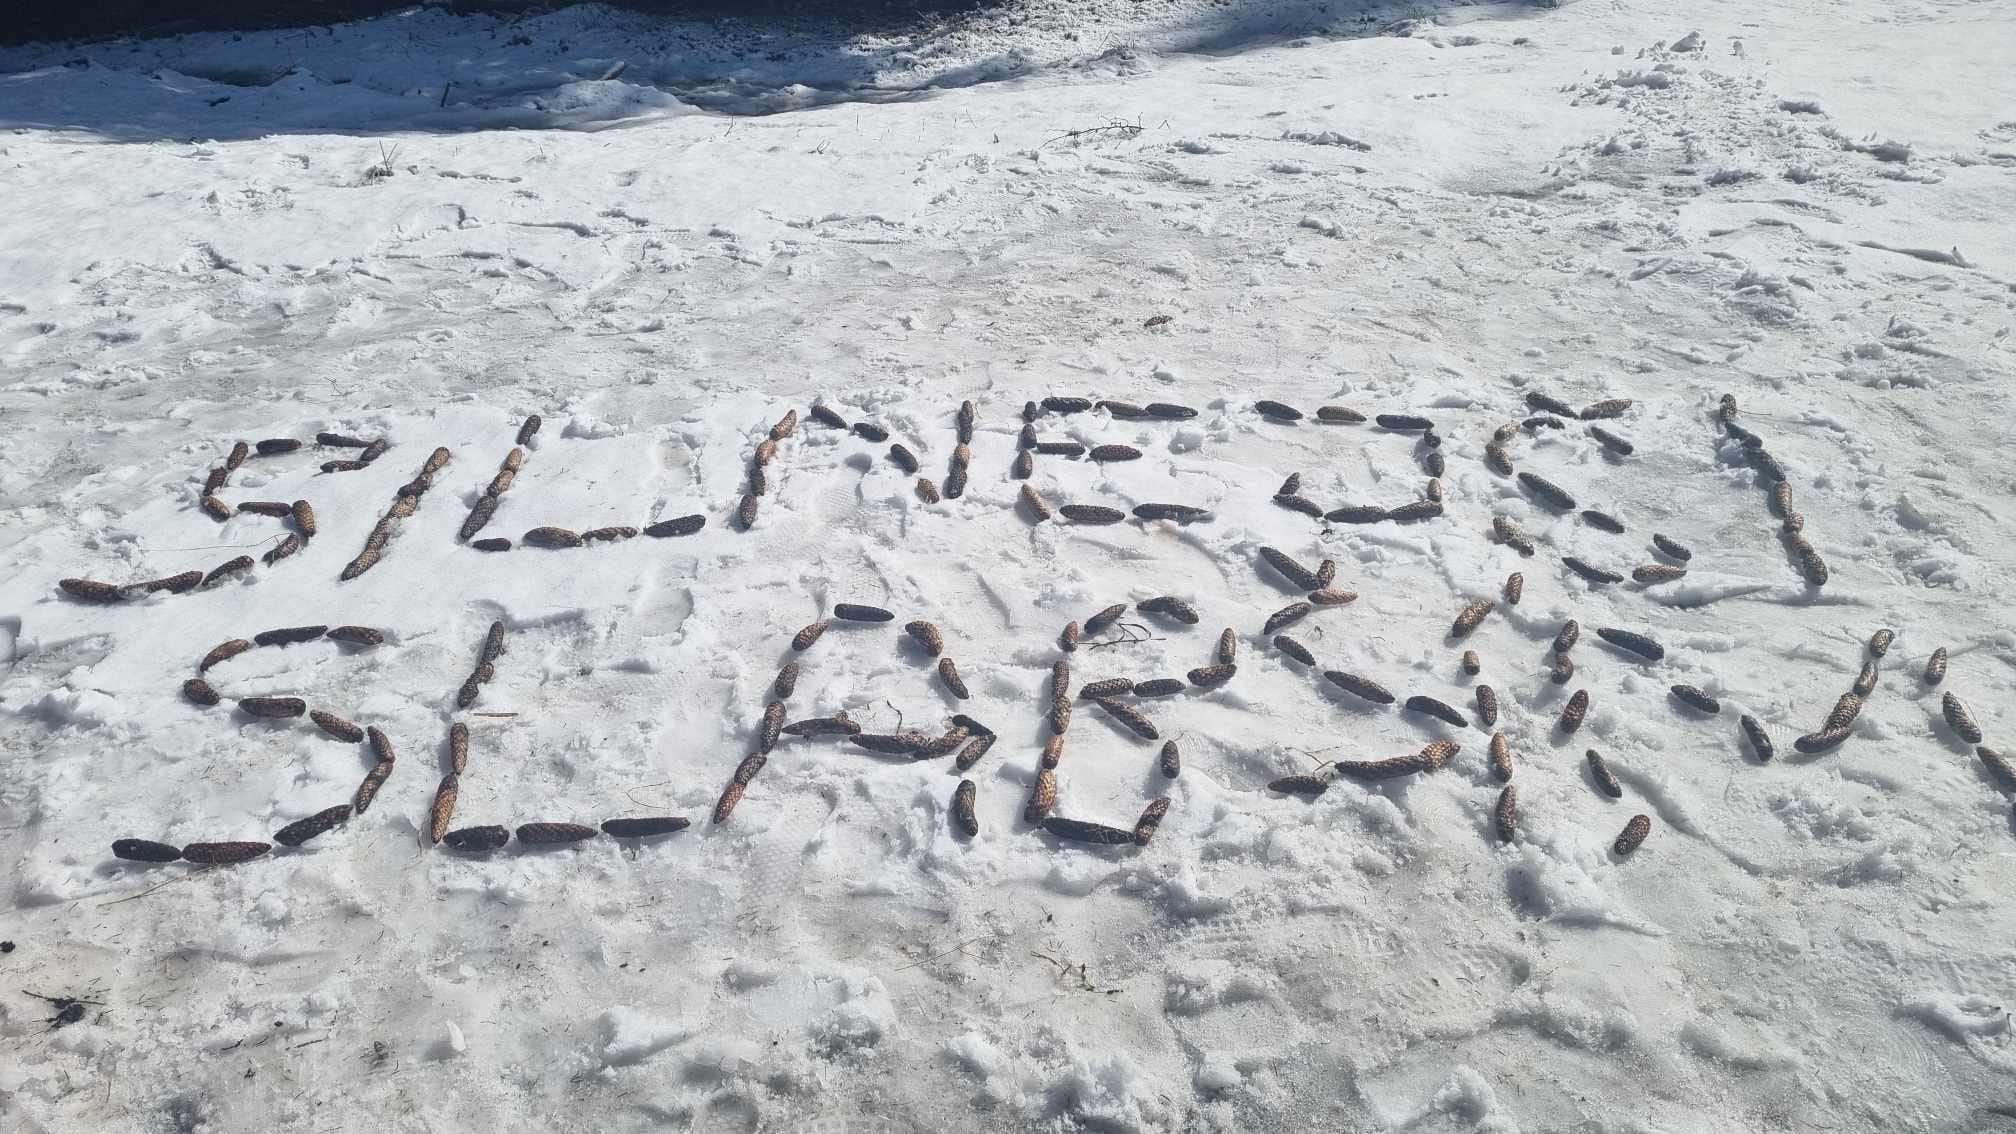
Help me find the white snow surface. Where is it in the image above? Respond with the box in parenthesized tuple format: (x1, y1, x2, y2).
(3, 0, 2016, 1130)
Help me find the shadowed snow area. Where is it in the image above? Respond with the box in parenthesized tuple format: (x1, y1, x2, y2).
(2, 0, 2015, 1131)
(0, 0, 1508, 136)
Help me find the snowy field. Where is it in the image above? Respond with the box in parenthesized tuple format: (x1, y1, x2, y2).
(3, 0, 2015, 1129)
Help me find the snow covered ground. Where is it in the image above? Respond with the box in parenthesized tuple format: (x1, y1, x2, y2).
(3, 0, 2015, 1129)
